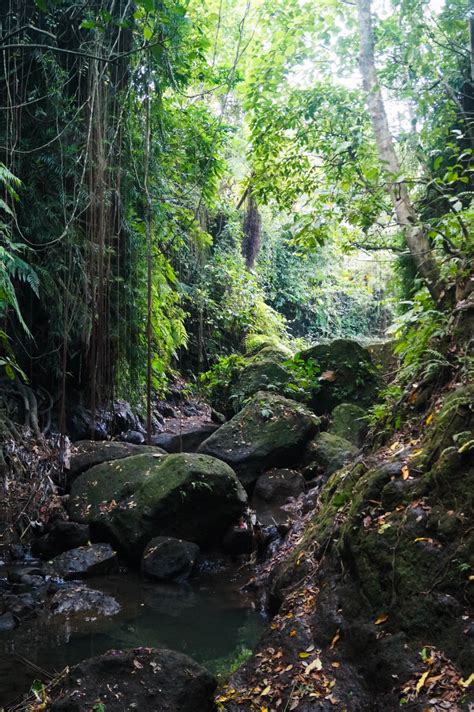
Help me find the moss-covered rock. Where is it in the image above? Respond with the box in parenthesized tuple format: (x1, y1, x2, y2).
(198, 391, 319, 489)
(329, 403, 367, 446)
(298, 338, 380, 414)
(270, 385, 474, 672)
(302, 431, 358, 480)
(67, 440, 166, 485)
(68, 453, 247, 559)
(229, 347, 293, 406)
(416, 384, 474, 469)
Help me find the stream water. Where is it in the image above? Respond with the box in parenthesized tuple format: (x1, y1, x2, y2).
(0, 559, 266, 708)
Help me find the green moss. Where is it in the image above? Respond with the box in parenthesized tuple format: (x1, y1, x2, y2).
(329, 403, 367, 445)
(298, 339, 380, 414)
(304, 431, 358, 477)
(419, 385, 474, 469)
(69, 452, 247, 558)
(68, 452, 167, 522)
(199, 391, 319, 487)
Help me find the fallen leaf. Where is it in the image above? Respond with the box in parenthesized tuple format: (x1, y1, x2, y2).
(261, 685, 271, 696)
(375, 614, 388, 625)
(304, 657, 323, 674)
(401, 465, 409, 480)
(298, 652, 311, 659)
(331, 662, 340, 668)
(320, 370, 336, 382)
(289, 629, 297, 637)
(416, 670, 430, 695)
(330, 630, 340, 649)
(459, 672, 474, 688)
(426, 413, 433, 425)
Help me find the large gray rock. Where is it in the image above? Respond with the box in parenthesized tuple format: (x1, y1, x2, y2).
(45, 543, 118, 580)
(67, 439, 166, 484)
(198, 391, 319, 489)
(329, 403, 367, 446)
(141, 537, 200, 581)
(68, 453, 247, 558)
(49, 648, 217, 712)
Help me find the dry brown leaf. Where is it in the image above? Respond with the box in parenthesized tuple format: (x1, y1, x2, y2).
(320, 370, 336, 382)
(375, 614, 388, 625)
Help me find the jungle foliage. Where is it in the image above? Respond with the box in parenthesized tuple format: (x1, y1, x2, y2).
(0, 0, 473, 427)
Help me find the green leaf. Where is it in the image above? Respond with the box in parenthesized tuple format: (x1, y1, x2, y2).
(81, 19, 98, 29)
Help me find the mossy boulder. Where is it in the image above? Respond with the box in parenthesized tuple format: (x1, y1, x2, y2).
(244, 336, 293, 358)
(67, 440, 166, 485)
(298, 338, 379, 414)
(229, 346, 293, 407)
(329, 403, 367, 446)
(303, 431, 358, 480)
(198, 391, 320, 489)
(68, 453, 247, 559)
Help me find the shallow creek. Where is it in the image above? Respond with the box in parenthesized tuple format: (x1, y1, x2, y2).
(0, 559, 266, 707)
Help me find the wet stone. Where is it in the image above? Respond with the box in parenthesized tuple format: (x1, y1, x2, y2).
(46, 543, 118, 580)
(49, 584, 120, 618)
(141, 537, 200, 582)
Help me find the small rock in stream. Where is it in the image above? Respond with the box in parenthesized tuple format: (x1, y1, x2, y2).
(49, 584, 120, 618)
(45, 543, 118, 580)
(142, 536, 200, 581)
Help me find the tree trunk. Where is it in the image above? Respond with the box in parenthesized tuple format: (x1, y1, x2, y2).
(357, 0, 444, 304)
(242, 192, 262, 270)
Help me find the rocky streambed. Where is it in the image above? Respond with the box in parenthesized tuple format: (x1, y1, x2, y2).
(0, 558, 266, 708)
(2, 338, 471, 711)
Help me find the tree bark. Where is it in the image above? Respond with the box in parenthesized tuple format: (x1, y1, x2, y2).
(357, 0, 444, 304)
